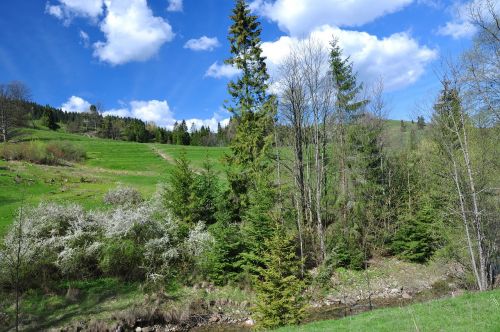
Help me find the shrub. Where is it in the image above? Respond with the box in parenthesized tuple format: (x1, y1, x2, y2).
(46, 141, 86, 162)
(0, 141, 86, 165)
(103, 186, 143, 206)
(0, 194, 214, 286)
(99, 239, 144, 280)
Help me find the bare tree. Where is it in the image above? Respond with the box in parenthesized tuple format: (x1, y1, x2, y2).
(0, 81, 31, 142)
(461, 0, 500, 125)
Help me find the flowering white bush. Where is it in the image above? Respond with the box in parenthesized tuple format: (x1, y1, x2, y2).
(0, 192, 214, 284)
(103, 186, 143, 206)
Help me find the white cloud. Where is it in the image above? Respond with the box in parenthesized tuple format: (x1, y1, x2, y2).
(186, 108, 231, 131)
(167, 0, 183, 12)
(262, 25, 438, 91)
(251, 0, 413, 36)
(45, 0, 104, 23)
(435, 0, 498, 39)
(103, 100, 175, 127)
(184, 36, 221, 51)
(205, 62, 241, 79)
(61, 96, 92, 113)
(79, 30, 90, 47)
(437, 20, 476, 39)
(47, 0, 175, 65)
(93, 0, 175, 65)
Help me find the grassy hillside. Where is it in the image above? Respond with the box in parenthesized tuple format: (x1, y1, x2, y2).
(0, 129, 229, 235)
(276, 289, 500, 332)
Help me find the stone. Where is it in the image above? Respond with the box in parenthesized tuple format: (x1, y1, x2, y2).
(402, 292, 412, 299)
(244, 318, 255, 327)
(135, 327, 142, 332)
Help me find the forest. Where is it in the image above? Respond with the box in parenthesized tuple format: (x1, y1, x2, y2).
(0, 0, 498, 331)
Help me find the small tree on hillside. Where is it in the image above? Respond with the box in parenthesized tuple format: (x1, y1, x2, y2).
(253, 226, 306, 329)
(164, 151, 195, 232)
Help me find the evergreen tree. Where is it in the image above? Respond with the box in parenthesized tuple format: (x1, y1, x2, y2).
(42, 109, 58, 130)
(253, 227, 306, 329)
(164, 151, 195, 233)
(329, 38, 367, 237)
(190, 159, 220, 226)
(224, 0, 275, 220)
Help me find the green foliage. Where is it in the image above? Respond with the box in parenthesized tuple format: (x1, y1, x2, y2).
(329, 38, 366, 123)
(164, 151, 195, 228)
(189, 159, 220, 226)
(253, 227, 306, 329)
(226, 0, 269, 115)
(41, 109, 59, 130)
(391, 197, 441, 263)
(99, 239, 143, 280)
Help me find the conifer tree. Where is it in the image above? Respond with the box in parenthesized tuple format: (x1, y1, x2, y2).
(225, 0, 275, 219)
(329, 39, 367, 232)
(164, 151, 195, 233)
(253, 226, 306, 329)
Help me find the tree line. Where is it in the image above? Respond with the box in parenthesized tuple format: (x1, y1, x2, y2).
(0, 91, 235, 146)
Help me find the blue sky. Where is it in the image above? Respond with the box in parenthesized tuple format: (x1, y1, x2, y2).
(0, 0, 478, 129)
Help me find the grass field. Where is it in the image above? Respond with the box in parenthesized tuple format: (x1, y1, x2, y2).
(276, 289, 500, 332)
(0, 129, 229, 235)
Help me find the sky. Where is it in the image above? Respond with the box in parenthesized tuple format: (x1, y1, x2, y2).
(0, 0, 480, 130)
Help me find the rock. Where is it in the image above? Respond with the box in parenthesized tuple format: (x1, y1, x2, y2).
(390, 288, 400, 294)
(451, 289, 464, 297)
(244, 318, 255, 327)
(209, 314, 221, 323)
(402, 292, 412, 299)
(135, 327, 142, 332)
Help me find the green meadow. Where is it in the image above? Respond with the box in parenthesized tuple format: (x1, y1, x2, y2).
(276, 289, 500, 332)
(0, 129, 229, 235)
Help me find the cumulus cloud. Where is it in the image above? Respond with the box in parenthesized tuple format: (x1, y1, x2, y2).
(184, 36, 221, 51)
(205, 62, 241, 79)
(251, 0, 413, 35)
(262, 25, 438, 91)
(61, 96, 92, 113)
(102, 100, 175, 127)
(47, 0, 175, 65)
(93, 0, 175, 65)
(167, 0, 183, 12)
(45, 0, 104, 23)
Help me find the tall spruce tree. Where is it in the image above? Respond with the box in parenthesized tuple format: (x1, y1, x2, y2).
(225, 0, 275, 219)
(329, 39, 367, 234)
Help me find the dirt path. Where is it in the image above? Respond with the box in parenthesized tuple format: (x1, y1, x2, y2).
(150, 145, 202, 174)
(151, 145, 176, 164)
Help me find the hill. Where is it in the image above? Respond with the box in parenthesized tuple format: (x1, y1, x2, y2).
(0, 128, 229, 235)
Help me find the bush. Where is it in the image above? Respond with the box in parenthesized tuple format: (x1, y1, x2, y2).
(103, 186, 143, 206)
(99, 239, 143, 280)
(0, 193, 214, 287)
(0, 141, 86, 165)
